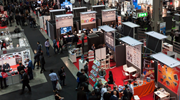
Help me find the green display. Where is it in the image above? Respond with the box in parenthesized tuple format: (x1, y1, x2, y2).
(138, 12, 148, 17)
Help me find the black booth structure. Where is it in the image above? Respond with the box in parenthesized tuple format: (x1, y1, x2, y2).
(163, 15, 173, 31)
(102, 9, 116, 26)
(92, 5, 105, 26)
(80, 11, 97, 30)
(145, 31, 167, 53)
(55, 14, 73, 38)
(73, 7, 87, 31)
(122, 22, 140, 38)
(119, 36, 143, 73)
(47, 20, 56, 40)
(50, 9, 66, 20)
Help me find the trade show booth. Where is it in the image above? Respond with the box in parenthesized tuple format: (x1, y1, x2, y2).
(39, 15, 50, 31)
(102, 9, 116, 26)
(122, 22, 140, 38)
(49, 9, 66, 20)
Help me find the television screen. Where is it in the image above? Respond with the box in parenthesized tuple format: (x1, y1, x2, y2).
(93, 28, 97, 31)
(60, 26, 72, 34)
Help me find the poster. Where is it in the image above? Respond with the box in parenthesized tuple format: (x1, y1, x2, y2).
(55, 15, 73, 29)
(118, 16, 121, 25)
(160, 22, 166, 35)
(43, 16, 50, 30)
(61, 0, 73, 11)
(102, 10, 116, 22)
(126, 45, 141, 69)
(39, 16, 43, 29)
(80, 13, 96, 26)
(158, 64, 180, 94)
(105, 32, 115, 51)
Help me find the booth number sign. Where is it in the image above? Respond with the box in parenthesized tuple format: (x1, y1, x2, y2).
(138, 12, 147, 17)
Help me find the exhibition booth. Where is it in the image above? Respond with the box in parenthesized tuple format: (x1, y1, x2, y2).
(102, 9, 116, 26)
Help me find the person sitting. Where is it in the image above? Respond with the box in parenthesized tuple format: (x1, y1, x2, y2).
(98, 68, 106, 78)
(14, 26, 21, 33)
(108, 71, 114, 84)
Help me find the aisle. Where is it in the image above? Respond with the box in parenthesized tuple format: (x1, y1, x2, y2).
(0, 25, 78, 100)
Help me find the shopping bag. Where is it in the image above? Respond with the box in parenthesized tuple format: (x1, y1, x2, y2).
(56, 82, 62, 90)
(1, 72, 8, 78)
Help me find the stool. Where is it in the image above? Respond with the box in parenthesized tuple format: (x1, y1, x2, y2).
(134, 95, 140, 100)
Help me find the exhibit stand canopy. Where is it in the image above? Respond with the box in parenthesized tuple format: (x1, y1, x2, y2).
(122, 22, 139, 38)
(120, 36, 143, 71)
(49, 9, 66, 20)
(102, 9, 116, 24)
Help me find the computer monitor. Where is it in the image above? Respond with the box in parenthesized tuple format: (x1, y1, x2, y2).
(93, 28, 97, 32)
(83, 28, 86, 31)
(60, 26, 72, 34)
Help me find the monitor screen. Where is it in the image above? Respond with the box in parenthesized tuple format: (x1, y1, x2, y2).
(60, 26, 72, 34)
(83, 28, 86, 31)
(37, 1, 41, 4)
(93, 28, 97, 31)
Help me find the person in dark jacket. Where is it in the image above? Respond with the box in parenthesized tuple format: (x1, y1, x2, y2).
(73, 34, 79, 47)
(110, 91, 118, 100)
(77, 86, 87, 100)
(40, 53, 46, 73)
(17, 62, 25, 78)
(76, 69, 84, 90)
(108, 71, 114, 84)
(53, 3, 58, 9)
(0, 65, 8, 89)
(82, 79, 90, 100)
(58, 66, 66, 86)
(26, 59, 34, 80)
(15, 13, 21, 25)
(103, 87, 112, 100)
(34, 50, 40, 69)
(89, 91, 98, 100)
(122, 85, 130, 100)
(37, 41, 42, 52)
(111, 86, 119, 99)
(20, 70, 31, 94)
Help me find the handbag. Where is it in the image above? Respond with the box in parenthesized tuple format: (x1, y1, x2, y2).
(1, 72, 8, 78)
(56, 82, 62, 90)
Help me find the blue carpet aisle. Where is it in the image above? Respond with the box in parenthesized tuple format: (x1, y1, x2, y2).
(0, 25, 77, 100)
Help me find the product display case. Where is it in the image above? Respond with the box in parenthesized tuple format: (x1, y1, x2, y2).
(89, 60, 100, 84)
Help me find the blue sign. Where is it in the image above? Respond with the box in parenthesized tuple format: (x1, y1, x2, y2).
(61, 0, 72, 11)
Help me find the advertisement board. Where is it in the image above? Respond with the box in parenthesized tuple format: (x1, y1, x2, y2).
(102, 10, 116, 22)
(55, 15, 73, 29)
(137, 12, 148, 18)
(160, 22, 166, 35)
(43, 16, 50, 30)
(158, 64, 180, 94)
(80, 13, 96, 26)
(61, 0, 73, 11)
(126, 45, 141, 69)
(105, 32, 115, 51)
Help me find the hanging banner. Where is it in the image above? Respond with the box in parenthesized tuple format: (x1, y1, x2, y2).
(160, 22, 166, 35)
(102, 10, 116, 22)
(118, 16, 121, 25)
(55, 14, 73, 29)
(80, 12, 96, 26)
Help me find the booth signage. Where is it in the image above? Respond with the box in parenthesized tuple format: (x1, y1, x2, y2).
(102, 11, 116, 22)
(80, 13, 96, 25)
(160, 22, 166, 35)
(138, 12, 148, 17)
(61, 0, 73, 11)
(55, 15, 73, 29)
(105, 32, 115, 51)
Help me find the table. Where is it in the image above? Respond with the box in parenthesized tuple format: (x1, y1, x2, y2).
(134, 80, 155, 98)
(126, 66, 137, 79)
(68, 51, 76, 63)
(154, 89, 170, 100)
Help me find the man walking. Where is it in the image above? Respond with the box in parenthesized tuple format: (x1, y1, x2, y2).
(40, 53, 46, 73)
(49, 69, 59, 92)
(53, 38, 59, 54)
(45, 39, 50, 57)
(20, 70, 31, 94)
(58, 66, 66, 86)
(27, 59, 34, 80)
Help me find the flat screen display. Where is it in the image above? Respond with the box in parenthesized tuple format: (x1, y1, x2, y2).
(37, 1, 41, 4)
(60, 26, 72, 34)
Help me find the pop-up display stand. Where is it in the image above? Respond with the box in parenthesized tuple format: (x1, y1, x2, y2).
(49, 9, 66, 20)
(55, 14, 73, 38)
(102, 9, 116, 25)
(122, 22, 139, 38)
(151, 52, 180, 100)
(119, 36, 143, 73)
(80, 11, 97, 30)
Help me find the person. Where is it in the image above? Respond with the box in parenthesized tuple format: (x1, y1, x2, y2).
(77, 86, 87, 100)
(17, 62, 25, 78)
(58, 66, 66, 86)
(127, 80, 134, 100)
(170, 30, 174, 44)
(76, 69, 84, 90)
(82, 78, 90, 99)
(110, 91, 118, 100)
(94, 79, 102, 89)
(45, 39, 50, 57)
(103, 87, 112, 100)
(101, 83, 108, 100)
(49, 69, 59, 92)
(84, 62, 88, 75)
(9, 11, 13, 26)
(14, 26, 21, 33)
(37, 41, 42, 52)
(89, 91, 98, 100)
(122, 85, 130, 100)
(91, 44, 95, 51)
(94, 84, 102, 100)
(20, 70, 31, 94)
(34, 50, 40, 69)
(27, 59, 34, 80)
(0, 65, 8, 89)
(111, 86, 119, 99)
(15, 13, 21, 25)
(53, 38, 59, 54)
(79, 70, 87, 86)
(108, 71, 114, 84)
(55, 92, 64, 100)
(3, 62, 10, 70)
(98, 69, 106, 78)
(40, 53, 46, 73)
(59, 38, 64, 54)
(1, 40, 6, 50)
(73, 34, 79, 47)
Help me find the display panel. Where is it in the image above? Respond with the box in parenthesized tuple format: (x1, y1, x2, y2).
(55, 15, 73, 29)
(126, 45, 141, 69)
(80, 13, 96, 25)
(43, 16, 51, 30)
(160, 22, 166, 35)
(61, 1, 73, 11)
(105, 32, 115, 51)
(60, 26, 72, 34)
(102, 10, 116, 22)
(158, 64, 180, 94)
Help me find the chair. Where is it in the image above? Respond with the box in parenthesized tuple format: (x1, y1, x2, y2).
(123, 64, 128, 72)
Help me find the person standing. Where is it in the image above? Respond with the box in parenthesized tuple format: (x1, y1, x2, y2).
(108, 71, 114, 84)
(127, 80, 134, 100)
(26, 59, 34, 80)
(20, 70, 31, 94)
(49, 69, 59, 92)
(0, 65, 8, 89)
(37, 41, 42, 52)
(15, 13, 21, 25)
(89, 91, 98, 100)
(103, 87, 112, 100)
(58, 66, 66, 86)
(77, 86, 87, 100)
(111, 86, 119, 99)
(34, 50, 40, 69)
(17, 62, 25, 79)
(59, 38, 63, 54)
(45, 39, 50, 57)
(110, 91, 118, 100)
(53, 38, 59, 54)
(40, 53, 46, 73)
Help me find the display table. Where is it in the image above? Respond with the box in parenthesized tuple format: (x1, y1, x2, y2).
(154, 88, 170, 100)
(68, 51, 76, 63)
(79, 59, 87, 71)
(134, 80, 155, 98)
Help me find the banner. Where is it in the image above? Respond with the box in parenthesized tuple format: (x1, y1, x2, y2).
(102, 10, 116, 22)
(61, 0, 72, 11)
(43, 16, 50, 30)
(56, 15, 73, 29)
(105, 32, 115, 51)
(160, 22, 166, 35)
(118, 16, 121, 25)
(80, 13, 96, 26)
(126, 45, 141, 69)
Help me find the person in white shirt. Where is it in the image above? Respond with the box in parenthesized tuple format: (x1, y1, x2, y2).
(100, 83, 108, 100)
(49, 69, 59, 92)
(45, 39, 50, 57)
